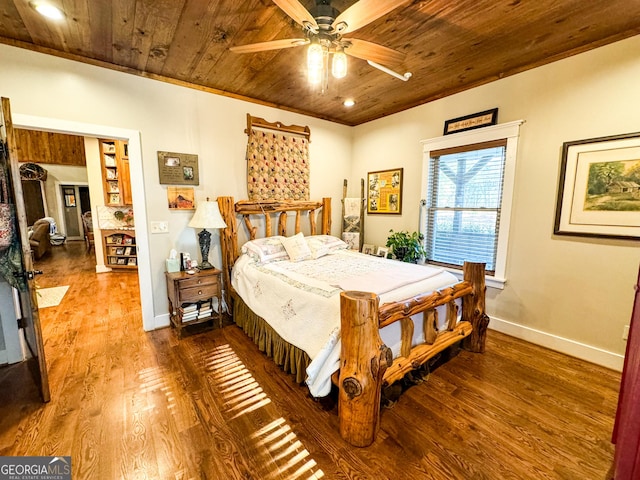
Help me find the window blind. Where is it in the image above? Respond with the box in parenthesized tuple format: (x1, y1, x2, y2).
(425, 140, 507, 274)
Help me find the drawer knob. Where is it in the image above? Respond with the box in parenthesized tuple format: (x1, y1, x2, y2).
(198, 290, 202, 295)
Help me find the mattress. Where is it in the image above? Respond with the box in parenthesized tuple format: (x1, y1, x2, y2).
(232, 248, 459, 397)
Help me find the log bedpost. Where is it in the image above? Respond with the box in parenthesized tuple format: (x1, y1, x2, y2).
(462, 262, 490, 353)
(322, 197, 331, 234)
(217, 196, 237, 313)
(338, 291, 392, 447)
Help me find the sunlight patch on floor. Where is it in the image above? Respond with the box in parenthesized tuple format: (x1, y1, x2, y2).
(205, 344, 324, 479)
(138, 366, 176, 412)
(204, 344, 272, 419)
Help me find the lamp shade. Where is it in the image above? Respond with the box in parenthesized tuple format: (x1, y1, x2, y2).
(188, 200, 227, 229)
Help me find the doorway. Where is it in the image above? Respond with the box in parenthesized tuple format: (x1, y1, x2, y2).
(22, 179, 46, 225)
(11, 114, 153, 330)
(59, 184, 90, 240)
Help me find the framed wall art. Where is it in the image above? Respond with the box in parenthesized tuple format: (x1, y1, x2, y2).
(167, 186, 195, 210)
(367, 168, 403, 214)
(158, 151, 199, 185)
(362, 244, 376, 255)
(444, 108, 498, 135)
(554, 132, 640, 239)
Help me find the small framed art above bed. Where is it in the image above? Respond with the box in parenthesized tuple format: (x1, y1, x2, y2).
(217, 196, 489, 447)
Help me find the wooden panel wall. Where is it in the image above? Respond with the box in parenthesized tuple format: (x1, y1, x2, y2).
(15, 128, 86, 166)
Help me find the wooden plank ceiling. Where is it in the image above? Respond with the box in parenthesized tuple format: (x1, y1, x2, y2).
(15, 129, 86, 166)
(1, 0, 640, 126)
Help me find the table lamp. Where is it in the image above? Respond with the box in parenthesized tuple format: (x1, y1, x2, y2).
(188, 198, 227, 270)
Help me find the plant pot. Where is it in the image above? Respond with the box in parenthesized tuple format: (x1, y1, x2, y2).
(394, 247, 408, 262)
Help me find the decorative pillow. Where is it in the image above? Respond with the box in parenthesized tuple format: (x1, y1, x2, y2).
(306, 235, 349, 259)
(241, 236, 288, 264)
(281, 232, 312, 262)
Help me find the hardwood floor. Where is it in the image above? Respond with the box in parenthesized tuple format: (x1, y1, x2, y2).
(0, 242, 621, 479)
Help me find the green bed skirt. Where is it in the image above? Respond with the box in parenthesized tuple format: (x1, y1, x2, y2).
(233, 294, 312, 384)
(232, 294, 457, 406)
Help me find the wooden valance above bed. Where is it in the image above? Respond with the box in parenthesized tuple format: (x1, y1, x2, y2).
(244, 114, 311, 141)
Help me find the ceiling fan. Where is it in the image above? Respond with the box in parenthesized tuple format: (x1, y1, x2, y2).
(230, 0, 412, 90)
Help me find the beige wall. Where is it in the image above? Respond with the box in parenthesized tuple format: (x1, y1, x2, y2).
(1, 33, 638, 369)
(352, 35, 640, 367)
(84, 137, 107, 270)
(0, 43, 352, 323)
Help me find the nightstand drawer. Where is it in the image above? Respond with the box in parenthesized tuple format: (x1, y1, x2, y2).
(166, 268, 223, 338)
(179, 275, 216, 289)
(180, 284, 218, 303)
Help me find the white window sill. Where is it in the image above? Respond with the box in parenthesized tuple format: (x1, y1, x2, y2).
(443, 267, 506, 290)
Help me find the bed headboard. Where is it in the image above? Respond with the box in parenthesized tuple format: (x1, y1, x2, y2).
(217, 196, 331, 307)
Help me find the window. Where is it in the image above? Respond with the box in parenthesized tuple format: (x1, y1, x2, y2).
(426, 140, 506, 273)
(420, 121, 523, 289)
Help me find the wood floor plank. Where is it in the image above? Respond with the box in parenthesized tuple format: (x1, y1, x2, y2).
(0, 241, 622, 479)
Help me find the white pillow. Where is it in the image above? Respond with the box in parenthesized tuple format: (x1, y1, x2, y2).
(241, 236, 288, 264)
(306, 235, 348, 259)
(281, 232, 312, 262)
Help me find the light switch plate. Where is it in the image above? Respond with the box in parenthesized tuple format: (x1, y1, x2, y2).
(150, 221, 169, 234)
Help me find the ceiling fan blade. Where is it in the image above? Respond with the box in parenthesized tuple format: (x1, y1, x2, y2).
(273, 0, 318, 28)
(332, 0, 410, 34)
(230, 38, 308, 54)
(344, 38, 405, 66)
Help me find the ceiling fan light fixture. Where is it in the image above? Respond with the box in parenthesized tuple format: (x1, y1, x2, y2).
(31, 2, 64, 20)
(307, 42, 324, 71)
(331, 48, 347, 79)
(308, 64, 323, 85)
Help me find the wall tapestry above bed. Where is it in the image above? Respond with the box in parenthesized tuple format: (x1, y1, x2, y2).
(245, 114, 310, 201)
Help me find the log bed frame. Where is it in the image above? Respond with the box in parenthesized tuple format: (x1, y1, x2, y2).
(217, 196, 489, 447)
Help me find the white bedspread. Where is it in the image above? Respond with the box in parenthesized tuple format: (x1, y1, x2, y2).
(232, 249, 458, 397)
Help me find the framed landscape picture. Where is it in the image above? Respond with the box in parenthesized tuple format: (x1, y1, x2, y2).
(367, 168, 403, 214)
(554, 132, 640, 239)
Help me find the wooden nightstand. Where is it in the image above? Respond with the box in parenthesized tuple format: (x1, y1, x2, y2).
(165, 268, 222, 338)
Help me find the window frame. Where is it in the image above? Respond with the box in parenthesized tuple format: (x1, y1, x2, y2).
(420, 120, 524, 289)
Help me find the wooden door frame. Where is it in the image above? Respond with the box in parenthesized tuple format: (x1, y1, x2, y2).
(3, 97, 50, 401)
(13, 113, 154, 331)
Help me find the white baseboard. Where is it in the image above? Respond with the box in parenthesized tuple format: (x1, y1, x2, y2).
(148, 311, 624, 370)
(489, 316, 624, 372)
(95, 265, 111, 273)
(152, 313, 170, 331)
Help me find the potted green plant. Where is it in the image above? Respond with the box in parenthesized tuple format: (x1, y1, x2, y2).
(385, 229, 426, 263)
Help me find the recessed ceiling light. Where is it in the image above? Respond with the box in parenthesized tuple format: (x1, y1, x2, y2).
(343, 99, 355, 107)
(32, 2, 65, 20)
